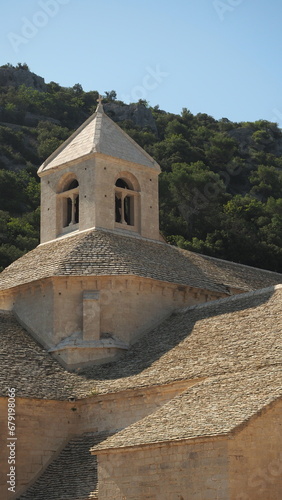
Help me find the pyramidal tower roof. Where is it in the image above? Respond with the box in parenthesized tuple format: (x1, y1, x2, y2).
(38, 96, 160, 174)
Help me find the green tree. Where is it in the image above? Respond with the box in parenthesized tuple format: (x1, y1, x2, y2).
(250, 165, 282, 201)
(164, 161, 227, 237)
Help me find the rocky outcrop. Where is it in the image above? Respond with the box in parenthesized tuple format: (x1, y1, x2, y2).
(229, 125, 282, 155)
(23, 112, 61, 127)
(104, 102, 157, 132)
(0, 67, 46, 91)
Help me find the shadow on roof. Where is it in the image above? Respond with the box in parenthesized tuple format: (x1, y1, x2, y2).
(78, 286, 276, 382)
(17, 432, 110, 500)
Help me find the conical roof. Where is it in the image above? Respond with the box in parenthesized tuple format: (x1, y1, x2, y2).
(1, 229, 282, 293)
(38, 101, 160, 173)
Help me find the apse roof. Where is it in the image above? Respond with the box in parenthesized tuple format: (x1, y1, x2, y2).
(1, 229, 282, 294)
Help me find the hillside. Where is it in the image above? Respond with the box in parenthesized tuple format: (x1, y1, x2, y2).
(1, 63, 282, 272)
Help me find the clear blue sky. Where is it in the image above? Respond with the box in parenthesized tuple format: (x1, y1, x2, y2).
(1, 0, 282, 125)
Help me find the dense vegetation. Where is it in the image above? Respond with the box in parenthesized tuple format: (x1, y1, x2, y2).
(1, 64, 282, 272)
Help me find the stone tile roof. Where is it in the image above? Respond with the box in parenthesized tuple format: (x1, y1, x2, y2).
(18, 432, 109, 500)
(0, 312, 83, 400)
(1, 229, 282, 293)
(38, 104, 159, 173)
(83, 285, 282, 393)
(92, 367, 282, 451)
(1, 286, 281, 400)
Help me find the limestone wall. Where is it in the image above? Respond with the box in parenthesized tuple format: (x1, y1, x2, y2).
(229, 399, 282, 500)
(4, 275, 218, 359)
(0, 382, 189, 498)
(0, 398, 78, 499)
(52, 275, 220, 346)
(40, 153, 160, 244)
(40, 157, 97, 243)
(96, 438, 229, 500)
(0, 280, 55, 350)
(78, 382, 190, 434)
(93, 155, 160, 241)
(2, 388, 281, 499)
(95, 399, 282, 500)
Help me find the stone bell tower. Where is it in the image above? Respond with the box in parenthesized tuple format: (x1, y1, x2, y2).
(38, 97, 161, 244)
(0, 98, 167, 370)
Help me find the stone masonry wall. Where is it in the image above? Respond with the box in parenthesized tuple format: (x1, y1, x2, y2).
(1, 398, 78, 500)
(78, 382, 191, 435)
(229, 399, 282, 500)
(0, 382, 189, 499)
(96, 438, 229, 500)
(2, 275, 219, 356)
(40, 154, 160, 243)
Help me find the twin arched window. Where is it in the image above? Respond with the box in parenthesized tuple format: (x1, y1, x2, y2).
(115, 177, 138, 227)
(63, 179, 79, 227)
(57, 173, 139, 235)
(58, 177, 79, 232)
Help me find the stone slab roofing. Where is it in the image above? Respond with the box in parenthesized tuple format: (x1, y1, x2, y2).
(83, 285, 282, 394)
(1, 229, 282, 294)
(19, 432, 110, 500)
(1, 285, 281, 400)
(0, 311, 84, 400)
(38, 103, 159, 173)
(92, 367, 282, 451)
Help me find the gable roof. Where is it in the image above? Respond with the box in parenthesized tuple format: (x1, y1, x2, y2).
(1, 229, 282, 293)
(92, 368, 282, 451)
(1, 285, 281, 400)
(38, 103, 160, 173)
(83, 284, 282, 394)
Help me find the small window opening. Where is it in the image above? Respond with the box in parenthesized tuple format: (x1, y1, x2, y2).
(115, 179, 130, 189)
(66, 197, 72, 226)
(115, 194, 122, 223)
(74, 195, 79, 224)
(60, 177, 79, 229)
(124, 196, 131, 224)
(115, 178, 135, 226)
(65, 179, 79, 191)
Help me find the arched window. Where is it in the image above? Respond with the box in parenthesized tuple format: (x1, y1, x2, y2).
(64, 179, 79, 191)
(115, 176, 139, 229)
(57, 176, 79, 233)
(63, 179, 79, 227)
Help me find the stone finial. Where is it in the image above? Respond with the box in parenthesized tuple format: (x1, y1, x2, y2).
(96, 94, 104, 112)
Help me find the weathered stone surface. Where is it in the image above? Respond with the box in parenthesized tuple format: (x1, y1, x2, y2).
(0, 67, 46, 91)
(93, 368, 282, 450)
(39, 103, 159, 172)
(95, 404, 282, 500)
(104, 102, 157, 133)
(1, 229, 282, 293)
(18, 432, 110, 500)
(1, 285, 281, 400)
(0, 91, 281, 500)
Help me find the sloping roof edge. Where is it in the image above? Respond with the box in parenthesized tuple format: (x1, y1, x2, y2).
(37, 111, 97, 174)
(91, 371, 282, 453)
(38, 106, 160, 174)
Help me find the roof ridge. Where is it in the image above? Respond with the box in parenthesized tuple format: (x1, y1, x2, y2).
(196, 250, 282, 277)
(38, 107, 160, 173)
(92, 367, 282, 453)
(92, 106, 103, 153)
(38, 110, 98, 174)
(179, 283, 282, 315)
(96, 110, 159, 168)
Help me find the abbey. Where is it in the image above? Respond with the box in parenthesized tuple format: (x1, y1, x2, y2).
(0, 98, 246, 369)
(0, 99, 281, 500)
(0, 98, 164, 368)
